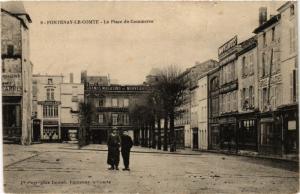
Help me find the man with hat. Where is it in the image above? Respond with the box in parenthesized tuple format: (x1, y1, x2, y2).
(107, 127, 121, 170)
(121, 130, 133, 171)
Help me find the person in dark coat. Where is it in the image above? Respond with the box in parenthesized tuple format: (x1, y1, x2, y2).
(107, 129, 121, 170)
(121, 130, 133, 171)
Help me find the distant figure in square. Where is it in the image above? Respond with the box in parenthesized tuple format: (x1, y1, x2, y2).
(107, 128, 121, 170)
(121, 130, 133, 171)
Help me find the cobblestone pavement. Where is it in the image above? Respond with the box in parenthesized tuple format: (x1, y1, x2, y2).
(3, 143, 299, 194)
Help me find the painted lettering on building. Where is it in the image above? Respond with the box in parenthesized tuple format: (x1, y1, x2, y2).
(2, 73, 22, 96)
(218, 36, 238, 58)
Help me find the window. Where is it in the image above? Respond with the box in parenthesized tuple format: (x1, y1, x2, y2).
(242, 88, 246, 109)
(72, 96, 78, 102)
(43, 105, 58, 118)
(249, 86, 254, 107)
(7, 45, 14, 56)
(112, 114, 118, 125)
(263, 32, 266, 46)
(124, 114, 129, 125)
(119, 98, 124, 107)
(112, 98, 118, 107)
(124, 98, 129, 107)
(262, 88, 268, 110)
(242, 56, 246, 76)
(106, 98, 111, 107)
(98, 114, 104, 124)
(290, 27, 296, 54)
(46, 88, 55, 100)
(98, 98, 104, 107)
(48, 78, 53, 85)
(262, 52, 266, 77)
(290, 4, 295, 16)
(271, 27, 275, 41)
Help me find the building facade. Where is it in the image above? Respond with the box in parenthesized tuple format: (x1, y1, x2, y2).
(60, 76, 84, 142)
(32, 75, 63, 142)
(190, 60, 218, 149)
(218, 36, 239, 151)
(208, 67, 220, 150)
(236, 36, 259, 151)
(82, 72, 150, 144)
(254, 10, 283, 155)
(175, 69, 191, 148)
(277, 2, 298, 155)
(1, 3, 33, 144)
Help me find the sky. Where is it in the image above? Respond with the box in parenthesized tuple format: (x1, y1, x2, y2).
(22, 1, 284, 84)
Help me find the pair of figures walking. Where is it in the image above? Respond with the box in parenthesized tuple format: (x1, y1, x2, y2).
(107, 129, 133, 171)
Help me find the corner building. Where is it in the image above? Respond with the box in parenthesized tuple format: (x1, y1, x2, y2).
(82, 72, 150, 144)
(1, 3, 32, 144)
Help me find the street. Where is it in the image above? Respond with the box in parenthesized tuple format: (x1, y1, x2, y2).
(3, 143, 299, 194)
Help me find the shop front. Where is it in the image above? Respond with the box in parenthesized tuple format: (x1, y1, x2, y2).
(42, 120, 60, 142)
(61, 123, 79, 142)
(259, 112, 282, 155)
(237, 111, 258, 151)
(277, 104, 298, 154)
(209, 123, 220, 150)
(2, 96, 22, 142)
(219, 115, 237, 152)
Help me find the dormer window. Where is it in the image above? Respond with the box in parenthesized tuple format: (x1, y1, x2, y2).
(48, 78, 53, 85)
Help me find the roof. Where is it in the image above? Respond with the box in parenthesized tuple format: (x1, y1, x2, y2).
(237, 36, 257, 56)
(1, 2, 32, 29)
(253, 14, 280, 34)
(277, 1, 294, 12)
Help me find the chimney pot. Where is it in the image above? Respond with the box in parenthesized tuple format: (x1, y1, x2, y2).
(259, 7, 267, 26)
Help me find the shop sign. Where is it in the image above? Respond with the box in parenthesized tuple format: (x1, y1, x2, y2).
(288, 120, 296, 130)
(43, 120, 59, 126)
(220, 81, 238, 94)
(2, 73, 22, 96)
(85, 84, 149, 92)
(218, 36, 238, 57)
(219, 53, 237, 66)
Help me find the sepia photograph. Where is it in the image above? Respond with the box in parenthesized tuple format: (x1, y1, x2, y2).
(1, 1, 299, 193)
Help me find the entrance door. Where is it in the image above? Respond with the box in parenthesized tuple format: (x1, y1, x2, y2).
(193, 128, 198, 149)
(2, 104, 21, 138)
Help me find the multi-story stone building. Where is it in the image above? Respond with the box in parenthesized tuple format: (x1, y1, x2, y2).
(218, 36, 239, 151)
(82, 72, 150, 144)
(60, 74, 84, 142)
(207, 67, 220, 150)
(32, 75, 63, 142)
(253, 8, 283, 155)
(175, 68, 191, 148)
(253, 2, 298, 156)
(189, 60, 218, 149)
(236, 36, 259, 151)
(277, 2, 298, 155)
(196, 68, 219, 150)
(1, 2, 32, 144)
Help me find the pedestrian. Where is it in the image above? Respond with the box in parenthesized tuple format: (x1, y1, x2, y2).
(107, 128, 121, 170)
(121, 130, 133, 171)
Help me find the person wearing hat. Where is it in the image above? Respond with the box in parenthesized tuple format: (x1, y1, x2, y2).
(121, 130, 133, 171)
(107, 128, 121, 170)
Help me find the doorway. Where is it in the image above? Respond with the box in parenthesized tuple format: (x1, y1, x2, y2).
(192, 128, 199, 149)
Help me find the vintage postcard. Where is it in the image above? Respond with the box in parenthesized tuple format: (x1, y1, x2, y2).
(1, 1, 299, 193)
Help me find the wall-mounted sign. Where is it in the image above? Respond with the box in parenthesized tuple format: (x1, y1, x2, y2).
(85, 84, 150, 92)
(2, 73, 22, 96)
(219, 81, 238, 94)
(218, 36, 238, 58)
(288, 120, 296, 130)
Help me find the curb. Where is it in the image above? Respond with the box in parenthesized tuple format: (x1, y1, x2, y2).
(196, 149, 299, 164)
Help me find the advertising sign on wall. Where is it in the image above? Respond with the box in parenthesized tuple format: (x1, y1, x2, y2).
(2, 73, 22, 96)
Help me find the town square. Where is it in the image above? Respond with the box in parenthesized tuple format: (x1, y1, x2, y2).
(1, 1, 299, 193)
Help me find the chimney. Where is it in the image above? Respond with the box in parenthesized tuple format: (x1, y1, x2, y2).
(70, 73, 74, 83)
(259, 7, 267, 26)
